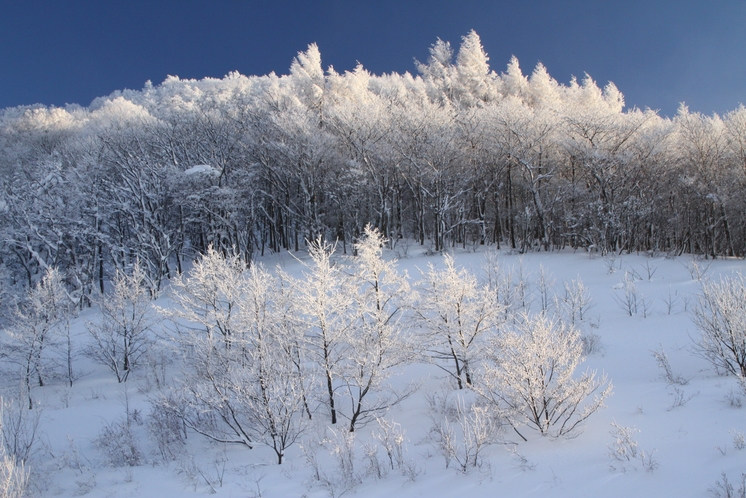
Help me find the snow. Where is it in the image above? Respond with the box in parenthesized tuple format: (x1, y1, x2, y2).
(182, 165, 218, 176)
(6, 247, 746, 497)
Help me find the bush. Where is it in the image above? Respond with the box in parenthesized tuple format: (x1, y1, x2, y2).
(477, 313, 612, 440)
(0, 398, 30, 498)
(692, 273, 746, 378)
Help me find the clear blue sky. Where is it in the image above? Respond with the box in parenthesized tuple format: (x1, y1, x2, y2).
(1, 0, 744, 117)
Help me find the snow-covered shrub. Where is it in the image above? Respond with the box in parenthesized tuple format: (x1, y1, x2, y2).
(651, 345, 688, 385)
(427, 390, 501, 472)
(709, 472, 746, 498)
(608, 421, 657, 472)
(0, 399, 30, 498)
(667, 386, 697, 410)
(607, 422, 638, 467)
(691, 272, 746, 377)
(95, 416, 142, 468)
(477, 313, 612, 440)
(685, 258, 711, 281)
(0, 451, 28, 498)
(95, 393, 143, 468)
(301, 428, 361, 498)
(580, 331, 604, 356)
(370, 417, 408, 474)
(731, 429, 745, 450)
(147, 394, 187, 462)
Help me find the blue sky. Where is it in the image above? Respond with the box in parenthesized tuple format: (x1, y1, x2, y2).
(1, 0, 744, 117)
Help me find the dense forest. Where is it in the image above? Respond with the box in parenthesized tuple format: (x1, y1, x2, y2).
(1, 31, 745, 304)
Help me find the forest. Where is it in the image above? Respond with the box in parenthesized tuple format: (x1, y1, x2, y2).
(1, 31, 745, 305)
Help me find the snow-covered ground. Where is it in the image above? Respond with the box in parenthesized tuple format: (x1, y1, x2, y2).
(7, 247, 746, 497)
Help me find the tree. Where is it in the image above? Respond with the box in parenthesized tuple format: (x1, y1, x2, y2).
(691, 272, 746, 377)
(674, 106, 733, 257)
(454, 30, 495, 107)
(164, 245, 246, 348)
(416, 37, 456, 104)
(6, 268, 74, 408)
(85, 263, 156, 382)
(293, 237, 355, 425)
(342, 226, 415, 431)
(416, 254, 502, 389)
(477, 313, 612, 440)
(162, 258, 308, 463)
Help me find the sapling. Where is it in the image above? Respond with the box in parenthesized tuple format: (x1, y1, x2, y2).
(417, 254, 502, 389)
(86, 263, 156, 383)
(641, 260, 658, 281)
(614, 271, 639, 317)
(535, 264, 555, 315)
(342, 226, 417, 432)
(662, 285, 680, 315)
(559, 277, 594, 326)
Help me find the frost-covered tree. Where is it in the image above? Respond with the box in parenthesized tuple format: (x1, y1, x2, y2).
(417, 254, 502, 389)
(674, 105, 737, 257)
(343, 226, 415, 431)
(86, 263, 156, 382)
(3, 28, 746, 289)
(6, 268, 74, 408)
(293, 237, 355, 425)
(477, 313, 612, 439)
(290, 43, 326, 122)
(416, 38, 456, 104)
(454, 30, 495, 107)
(164, 245, 246, 348)
(691, 272, 746, 377)
(163, 258, 308, 463)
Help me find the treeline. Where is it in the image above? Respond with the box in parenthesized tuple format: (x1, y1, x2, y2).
(1, 31, 745, 302)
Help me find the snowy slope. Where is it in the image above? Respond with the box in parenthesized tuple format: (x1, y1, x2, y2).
(6, 247, 746, 498)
